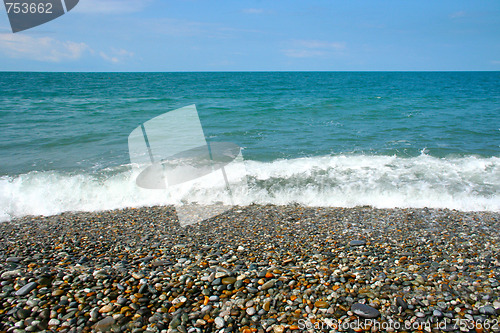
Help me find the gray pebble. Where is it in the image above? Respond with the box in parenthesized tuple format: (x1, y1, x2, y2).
(15, 282, 37, 296)
(479, 305, 496, 316)
(261, 279, 276, 290)
(433, 309, 443, 317)
(246, 307, 256, 316)
(351, 303, 380, 318)
(94, 316, 115, 331)
(214, 317, 225, 329)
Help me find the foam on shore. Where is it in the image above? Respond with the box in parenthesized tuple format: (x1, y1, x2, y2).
(1, 154, 498, 222)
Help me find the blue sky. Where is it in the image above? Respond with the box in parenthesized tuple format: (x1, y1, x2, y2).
(0, 0, 499, 71)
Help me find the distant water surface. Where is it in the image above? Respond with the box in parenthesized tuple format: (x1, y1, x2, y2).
(0, 72, 499, 220)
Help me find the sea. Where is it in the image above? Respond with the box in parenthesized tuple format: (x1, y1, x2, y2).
(0, 72, 499, 221)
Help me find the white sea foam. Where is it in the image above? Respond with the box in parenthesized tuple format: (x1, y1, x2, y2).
(0, 154, 498, 221)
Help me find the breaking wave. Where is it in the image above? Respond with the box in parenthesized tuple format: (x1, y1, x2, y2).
(1, 154, 498, 222)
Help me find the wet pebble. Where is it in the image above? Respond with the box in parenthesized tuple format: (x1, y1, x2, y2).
(15, 282, 37, 296)
(351, 303, 381, 319)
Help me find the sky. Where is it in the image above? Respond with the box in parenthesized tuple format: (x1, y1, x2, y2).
(0, 0, 499, 71)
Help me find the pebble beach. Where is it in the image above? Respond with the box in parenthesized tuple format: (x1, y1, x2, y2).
(1, 205, 499, 333)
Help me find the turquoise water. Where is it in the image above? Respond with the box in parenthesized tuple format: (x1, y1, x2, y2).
(1, 72, 499, 219)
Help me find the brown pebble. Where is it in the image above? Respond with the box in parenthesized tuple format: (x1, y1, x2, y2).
(314, 300, 329, 308)
(52, 289, 65, 297)
(222, 277, 236, 285)
(99, 304, 113, 313)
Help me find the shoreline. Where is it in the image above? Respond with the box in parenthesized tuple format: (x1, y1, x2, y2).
(4, 202, 499, 225)
(1, 205, 499, 332)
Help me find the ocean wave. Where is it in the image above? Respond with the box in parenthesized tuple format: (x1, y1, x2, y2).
(1, 154, 498, 221)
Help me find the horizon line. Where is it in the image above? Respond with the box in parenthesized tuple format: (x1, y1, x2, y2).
(1, 70, 499, 73)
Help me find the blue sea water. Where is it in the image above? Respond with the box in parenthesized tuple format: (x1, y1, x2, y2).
(0, 72, 499, 220)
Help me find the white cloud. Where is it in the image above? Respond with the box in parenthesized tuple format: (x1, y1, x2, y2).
(242, 8, 265, 14)
(0, 33, 90, 62)
(295, 40, 345, 50)
(74, 0, 150, 14)
(151, 18, 206, 37)
(148, 18, 233, 39)
(450, 11, 466, 19)
(283, 39, 346, 58)
(283, 49, 326, 58)
(100, 48, 134, 63)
